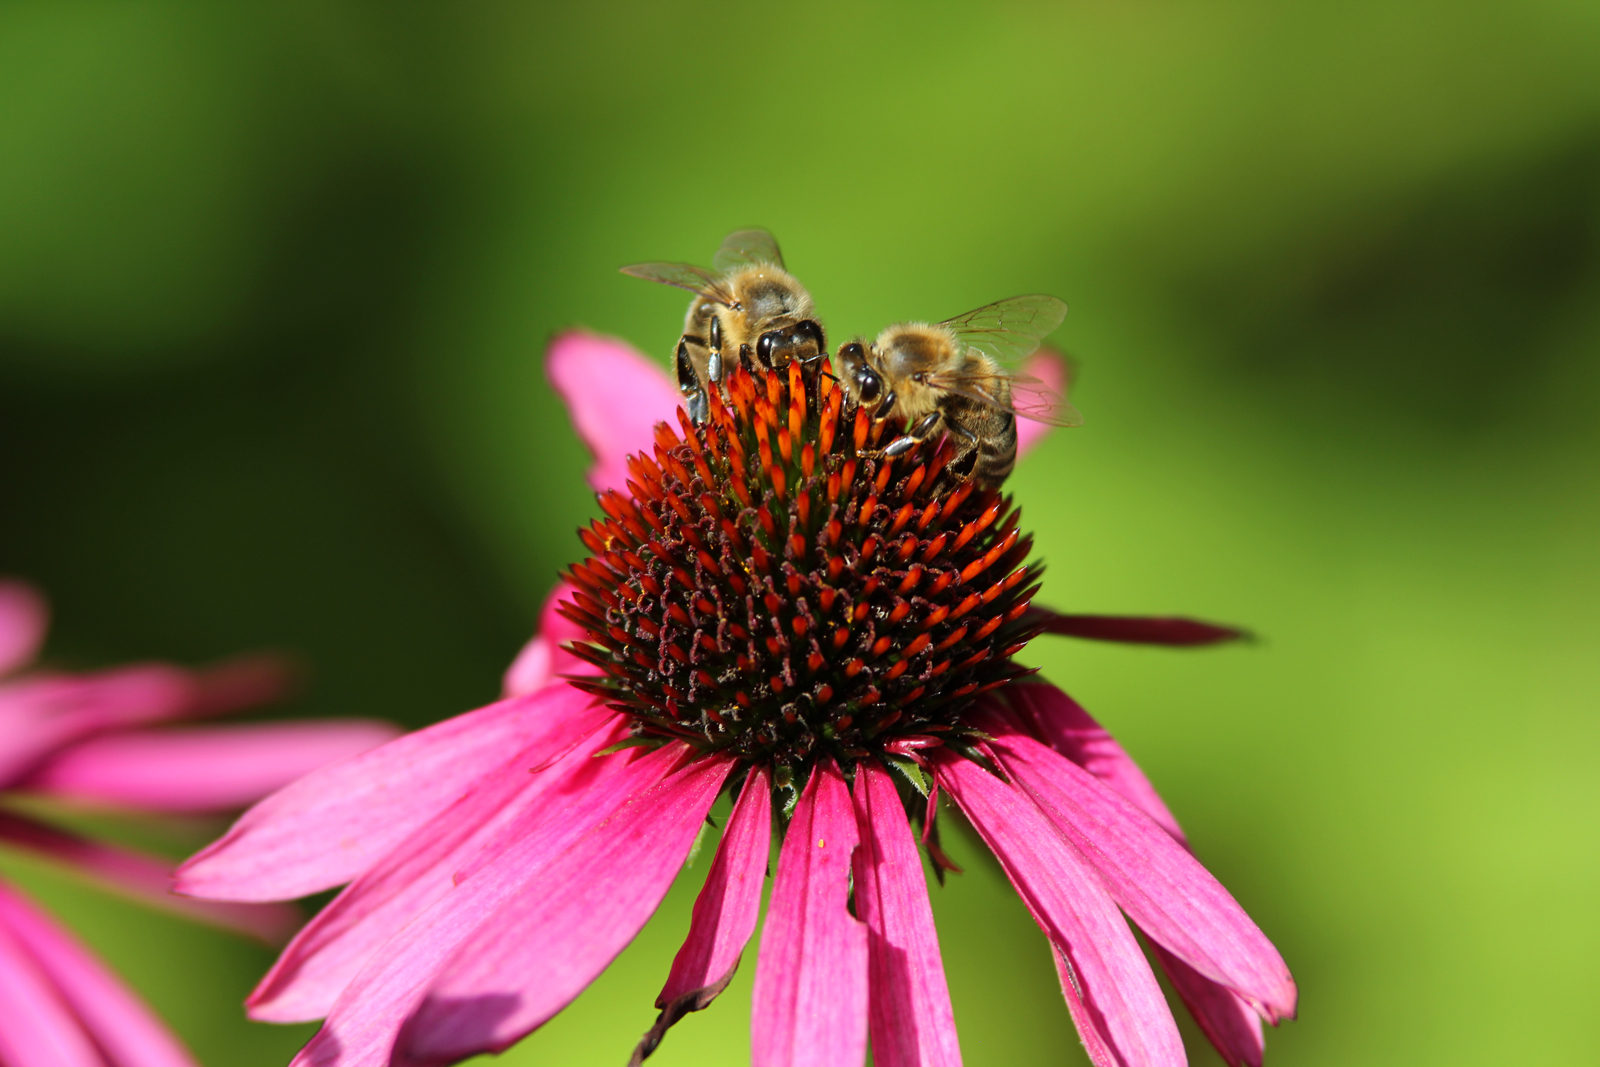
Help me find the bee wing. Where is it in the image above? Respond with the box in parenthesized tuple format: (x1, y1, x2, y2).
(619, 261, 739, 306)
(712, 228, 786, 272)
(926, 370, 1084, 428)
(1007, 372, 1084, 427)
(939, 294, 1068, 364)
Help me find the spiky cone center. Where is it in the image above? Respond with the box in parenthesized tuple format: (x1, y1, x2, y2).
(559, 360, 1044, 784)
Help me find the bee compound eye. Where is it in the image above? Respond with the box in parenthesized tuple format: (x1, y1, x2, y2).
(757, 331, 776, 367)
(857, 367, 882, 403)
(798, 319, 825, 348)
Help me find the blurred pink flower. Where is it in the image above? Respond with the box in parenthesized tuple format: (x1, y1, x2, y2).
(178, 334, 1294, 1067)
(0, 581, 400, 1067)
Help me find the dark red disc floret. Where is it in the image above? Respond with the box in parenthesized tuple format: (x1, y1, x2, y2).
(558, 360, 1044, 774)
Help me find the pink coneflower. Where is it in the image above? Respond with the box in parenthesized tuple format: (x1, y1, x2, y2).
(177, 332, 1295, 1067)
(0, 580, 400, 1067)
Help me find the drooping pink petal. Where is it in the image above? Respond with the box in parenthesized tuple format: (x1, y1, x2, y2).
(996, 686, 1279, 1057)
(0, 811, 299, 944)
(246, 704, 624, 1024)
(21, 720, 400, 814)
(1049, 944, 1123, 1067)
(502, 580, 597, 698)
(402, 749, 732, 1062)
(286, 743, 716, 1067)
(852, 760, 962, 1067)
(1149, 943, 1265, 1067)
(0, 907, 104, 1067)
(1034, 611, 1249, 647)
(934, 752, 1183, 1067)
(997, 685, 1185, 842)
(0, 881, 198, 1067)
(657, 768, 772, 1002)
(632, 767, 773, 1064)
(547, 329, 683, 493)
(1015, 349, 1070, 460)
(0, 666, 199, 788)
(0, 654, 295, 792)
(751, 759, 869, 1067)
(175, 683, 605, 902)
(0, 580, 48, 678)
(977, 714, 1296, 1021)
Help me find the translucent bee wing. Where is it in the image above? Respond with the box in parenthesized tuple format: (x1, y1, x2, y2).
(619, 261, 739, 306)
(940, 294, 1068, 364)
(924, 369, 1008, 408)
(925, 370, 1084, 427)
(1008, 373, 1084, 427)
(712, 229, 786, 273)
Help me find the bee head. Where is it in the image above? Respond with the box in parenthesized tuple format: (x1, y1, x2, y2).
(756, 318, 827, 370)
(837, 341, 883, 406)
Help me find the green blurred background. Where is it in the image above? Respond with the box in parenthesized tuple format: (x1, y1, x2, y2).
(2, 2, 1597, 1064)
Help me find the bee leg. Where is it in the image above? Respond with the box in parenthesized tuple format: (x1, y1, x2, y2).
(941, 419, 980, 479)
(794, 322, 827, 414)
(882, 436, 919, 458)
(674, 339, 699, 395)
(675, 339, 711, 425)
(798, 354, 824, 416)
(713, 313, 736, 383)
(882, 412, 944, 458)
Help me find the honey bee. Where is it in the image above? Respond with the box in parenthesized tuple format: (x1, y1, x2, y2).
(836, 294, 1081, 486)
(621, 229, 826, 422)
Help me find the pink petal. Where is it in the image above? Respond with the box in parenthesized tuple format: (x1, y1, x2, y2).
(934, 752, 1183, 1067)
(751, 759, 869, 1067)
(0, 881, 198, 1067)
(0, 810, 299, 944)
(246, 704, 624, 1023)
(175, 683, 603, 902)
(502, 580, 597, 698)
(0, 655, 294, 792)
(1014, 349, 1070, 461)
(547, 329, 684, 493)
(997, 686, 1281, 1058)
(0, 905, 104, 1067)
(0, 580, 49, 678)
(997, 685, 1185, 842)
(21, 720, 400, 814)
(1150, 944, 1264, 1067)
(0, 666, 199, 788)
(403, 749, 732, 1062)
(1035, 611, 1249, 647)
(978, 714, 1296, 1021)
(852, 760, 962, 1067)
(634, 767, 773, 1063)
(288, 743, 719, 1067)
